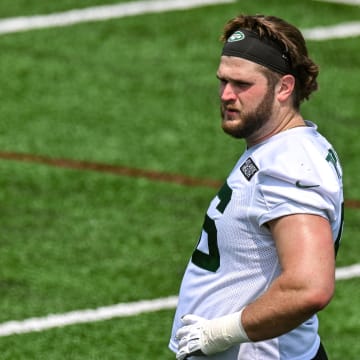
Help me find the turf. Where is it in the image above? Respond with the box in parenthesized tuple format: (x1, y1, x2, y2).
(0, 0, 359, 359)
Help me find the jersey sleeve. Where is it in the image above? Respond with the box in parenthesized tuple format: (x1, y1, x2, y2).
(253, 139, 342, 227)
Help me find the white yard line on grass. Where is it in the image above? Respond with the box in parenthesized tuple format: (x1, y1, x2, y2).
(335, 263, 360, 280)
(0, 296, 179, 337)
(302, 21, 360, 40)
(315, 0, 360, 5)
(0, 264, 359, 337)
(0, 0, 359, 40)
(0, 0, 234, 35)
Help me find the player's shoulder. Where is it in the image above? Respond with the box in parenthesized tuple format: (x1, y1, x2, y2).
(230, 122, 342, 188)
(238, 124, 341, 187)
(252, 123, 334, 168)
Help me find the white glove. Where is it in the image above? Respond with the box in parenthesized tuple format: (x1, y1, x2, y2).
(175, 309, 249, 360)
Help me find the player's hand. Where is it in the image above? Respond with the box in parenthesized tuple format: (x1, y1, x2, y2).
(176, 310, 249, 359)
(175, 314, 206, 360)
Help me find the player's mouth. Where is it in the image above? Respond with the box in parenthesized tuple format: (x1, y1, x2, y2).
(224, 107, 240, 119)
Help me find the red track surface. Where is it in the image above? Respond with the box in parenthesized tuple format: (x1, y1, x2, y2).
(1, 151, 358, 209)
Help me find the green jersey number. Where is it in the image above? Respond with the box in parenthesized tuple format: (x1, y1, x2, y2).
(326, 148, 344, 256)
(191, 149, 343, 269)
(326, 148, 341, 179)
(191, 182, 232, 272)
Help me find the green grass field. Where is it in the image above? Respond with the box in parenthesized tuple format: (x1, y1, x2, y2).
(0, 0, 359, 358)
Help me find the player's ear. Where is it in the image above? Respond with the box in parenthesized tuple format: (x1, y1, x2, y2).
(276, 74, 296, 102)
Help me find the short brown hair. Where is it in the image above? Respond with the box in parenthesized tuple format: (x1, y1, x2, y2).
(221, 15, 319, 109)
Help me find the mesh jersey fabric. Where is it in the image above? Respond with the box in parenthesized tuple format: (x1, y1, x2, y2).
(169, 121, 343, 360)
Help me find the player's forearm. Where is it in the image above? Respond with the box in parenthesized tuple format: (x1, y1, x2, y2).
(242, 276, 333, 341)
(175, 279, 332, 360)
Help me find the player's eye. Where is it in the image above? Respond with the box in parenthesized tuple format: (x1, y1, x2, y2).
(232, 80, 251, 89)
(216, 75, 227, 85)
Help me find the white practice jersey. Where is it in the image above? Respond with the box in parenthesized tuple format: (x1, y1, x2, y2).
(169, 122, 344, 360)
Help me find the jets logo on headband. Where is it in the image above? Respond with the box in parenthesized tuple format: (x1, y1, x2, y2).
(222, 28, 295, 75)
(228, 31, 245, 42)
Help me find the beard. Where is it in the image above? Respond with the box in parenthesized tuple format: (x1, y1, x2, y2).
(221, 86, 275, 139)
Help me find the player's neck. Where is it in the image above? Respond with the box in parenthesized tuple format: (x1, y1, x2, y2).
(247, 110, 305, 147)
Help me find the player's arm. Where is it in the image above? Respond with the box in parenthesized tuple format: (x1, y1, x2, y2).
(242, 213, 336, 340)
(175, 213, 336, 359)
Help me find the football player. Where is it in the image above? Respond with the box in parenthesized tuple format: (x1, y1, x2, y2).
(169, 14, 343, 360)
